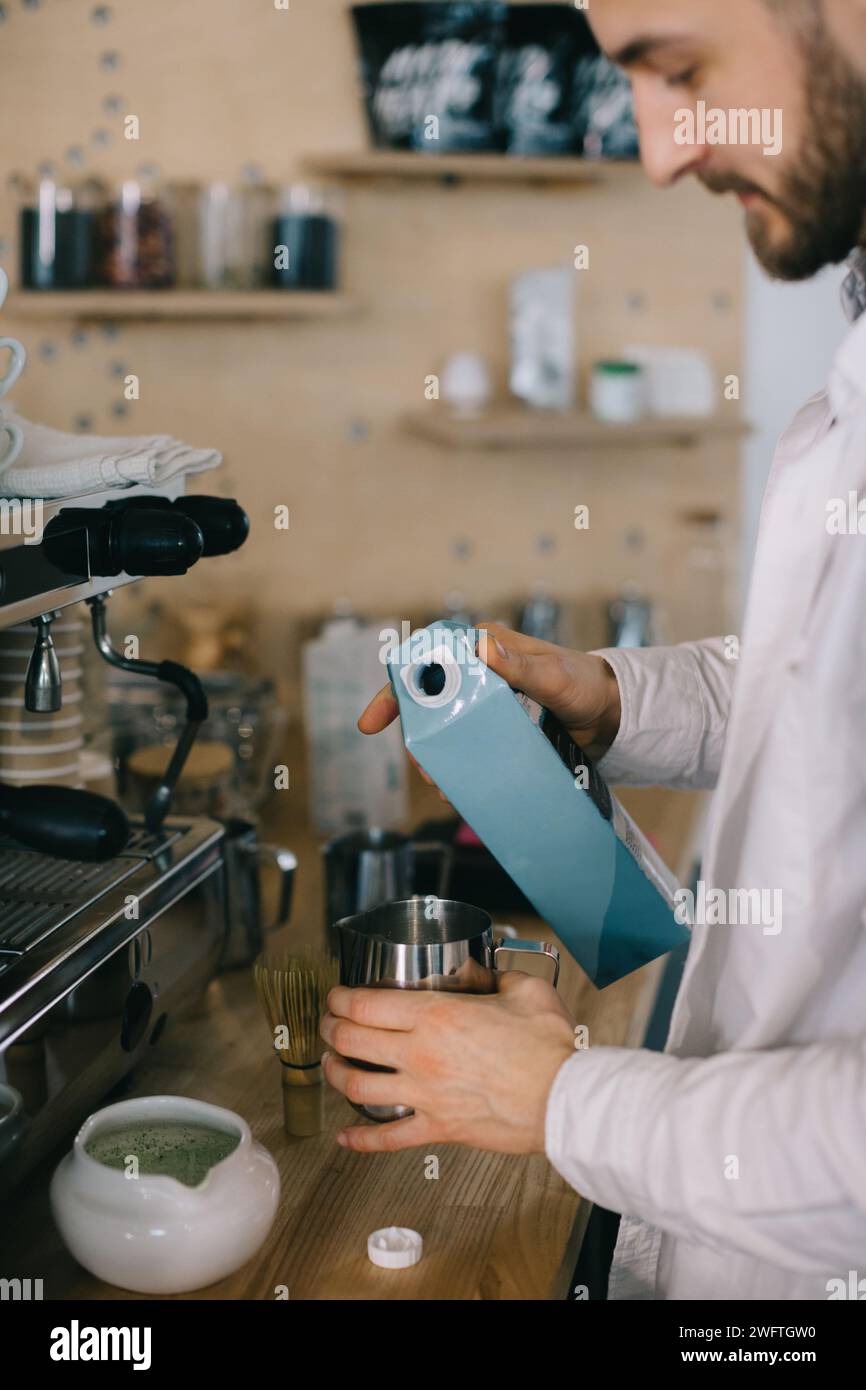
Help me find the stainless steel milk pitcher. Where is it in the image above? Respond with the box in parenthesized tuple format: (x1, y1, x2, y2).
(335, 897, 560, 1122)
(322, 828, 452, 954)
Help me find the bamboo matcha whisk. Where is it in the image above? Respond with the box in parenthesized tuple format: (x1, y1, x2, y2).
(253, 950, 337, 1138)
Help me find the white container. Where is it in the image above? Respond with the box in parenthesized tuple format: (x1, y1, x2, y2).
(510, 266, 576, 411)
(589, 361, 647, 423)
(302, 609, 408, 835)
(622, 344, 717, 418)
(50, 1095, 280, 1295)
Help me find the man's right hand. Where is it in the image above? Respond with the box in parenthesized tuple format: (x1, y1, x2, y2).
(358, 622, 622, 764)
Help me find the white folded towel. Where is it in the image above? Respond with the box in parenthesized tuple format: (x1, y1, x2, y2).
(0, 410, 222, 498)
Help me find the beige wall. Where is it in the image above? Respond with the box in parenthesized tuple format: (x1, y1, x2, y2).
(0, 0, 745, 686)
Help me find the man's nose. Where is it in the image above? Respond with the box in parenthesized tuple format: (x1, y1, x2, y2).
(631, 83, 709, 187)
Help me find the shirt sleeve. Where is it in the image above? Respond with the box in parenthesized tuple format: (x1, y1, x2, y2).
(590, 638, 738, 790)
(545, 1040, 866, 1273)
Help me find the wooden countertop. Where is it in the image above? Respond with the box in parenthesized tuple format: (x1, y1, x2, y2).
(2, 741, 703, 1301)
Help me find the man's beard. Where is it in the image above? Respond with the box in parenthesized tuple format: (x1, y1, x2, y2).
(700, 21, 866, 279)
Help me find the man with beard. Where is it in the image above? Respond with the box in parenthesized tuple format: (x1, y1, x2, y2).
(321, 0, 866, 1301)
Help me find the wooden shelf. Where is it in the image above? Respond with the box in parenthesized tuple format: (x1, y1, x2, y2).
(5, 290, 361, 322)
(303, 150, 639, 185)
(404, 407, 749, 452)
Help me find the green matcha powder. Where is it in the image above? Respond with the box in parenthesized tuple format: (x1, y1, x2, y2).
(85, 1120, 240, 1187)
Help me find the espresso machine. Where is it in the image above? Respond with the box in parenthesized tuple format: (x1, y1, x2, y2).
(0, 481, 258, 1197)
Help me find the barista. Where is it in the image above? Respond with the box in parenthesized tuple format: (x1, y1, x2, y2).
(321, 0, 866, 1305)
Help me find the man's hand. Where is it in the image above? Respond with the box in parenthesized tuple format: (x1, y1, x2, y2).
(319, 973, 575, 1154)
(358, 622, 622, 763)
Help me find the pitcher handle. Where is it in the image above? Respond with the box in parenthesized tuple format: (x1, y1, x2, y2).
(494, 938, 560, 989)
(257, 844, 298, 933)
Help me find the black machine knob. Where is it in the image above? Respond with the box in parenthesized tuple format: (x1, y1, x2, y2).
(42, 507, 204, 578)
(118, 495, 250, 558)
(105, 508, 204, 576)
(0, 784, 130, 862)
(171, 497, 249, 557)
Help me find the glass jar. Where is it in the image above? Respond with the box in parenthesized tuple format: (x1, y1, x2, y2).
(18, 176, 98, 290)
(169, 181, 203, 289)
(269, 184, 341, 291)
(96, 169, 175, 289)
(195, 181, 274, 289)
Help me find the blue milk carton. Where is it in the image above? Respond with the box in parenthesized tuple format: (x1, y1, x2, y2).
(385, 620, 690, 988)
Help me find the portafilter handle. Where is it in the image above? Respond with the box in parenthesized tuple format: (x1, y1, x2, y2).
(87, 592, 209, 833)
(0, 784, 130, 862)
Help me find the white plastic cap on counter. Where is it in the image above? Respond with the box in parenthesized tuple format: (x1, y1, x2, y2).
(367, 1226, 423, 1270)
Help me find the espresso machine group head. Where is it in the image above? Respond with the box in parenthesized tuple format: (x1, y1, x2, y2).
(5, 491, 251, 855)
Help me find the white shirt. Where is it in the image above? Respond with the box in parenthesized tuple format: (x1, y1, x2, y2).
(545, 275, 866, 1301)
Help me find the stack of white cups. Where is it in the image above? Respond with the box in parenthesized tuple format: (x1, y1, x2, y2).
(0, 267, 26, 476)
(0, 271, 106, 794)
(0, 614, 86, 787)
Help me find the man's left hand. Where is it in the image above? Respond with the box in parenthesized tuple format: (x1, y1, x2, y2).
(319, 973, 574, 1154)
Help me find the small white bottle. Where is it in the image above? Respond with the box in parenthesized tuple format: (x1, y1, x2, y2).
(302, 603, 408, 835)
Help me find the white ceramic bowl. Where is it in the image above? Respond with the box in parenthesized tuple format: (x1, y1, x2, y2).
(50, 1095, 280, 1295)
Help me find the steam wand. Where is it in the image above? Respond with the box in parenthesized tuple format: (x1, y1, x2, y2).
(87, 593, 209, 833)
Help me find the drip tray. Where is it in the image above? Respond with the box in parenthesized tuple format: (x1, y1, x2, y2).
(0, 823, 184, 963)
